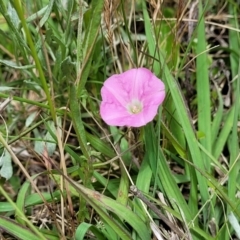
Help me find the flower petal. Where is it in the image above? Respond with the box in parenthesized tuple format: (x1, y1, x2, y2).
(102, 74, 130, 107)
(130, 68, 153, 99)
(142, 83, 165, 106)
(140, 105, 160, 125)
(100, 102, 147, 127)
(100, 101, 131, 126)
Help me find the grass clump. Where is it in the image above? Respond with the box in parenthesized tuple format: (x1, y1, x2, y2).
(0, 0, 239, 239)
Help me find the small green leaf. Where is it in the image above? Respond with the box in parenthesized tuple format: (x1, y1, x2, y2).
(0, 59, 34, 69)
(0, 151, 13, 180)
(75, 222, 105, 240)
(196, 131, 206, 140)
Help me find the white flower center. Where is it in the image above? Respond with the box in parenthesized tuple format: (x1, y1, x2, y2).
(127, 99, 143, 114)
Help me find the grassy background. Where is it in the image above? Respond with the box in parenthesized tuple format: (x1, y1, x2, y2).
(0, 0, 239, 239)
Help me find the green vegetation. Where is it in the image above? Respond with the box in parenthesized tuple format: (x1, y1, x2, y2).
(0, 0, 239, 239)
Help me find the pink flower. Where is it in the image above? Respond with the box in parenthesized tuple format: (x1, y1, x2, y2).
(100, 68, 165, 127)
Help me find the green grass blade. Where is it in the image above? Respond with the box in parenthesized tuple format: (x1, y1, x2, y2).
(0, 185, 46, 240)
(93, 171, 118, 198)
(227, 67, 240, 205)
(69, 86, 90, 160)
(228, 2, 240, 85)
(213, 107, 234, 159)
(76, 0, 104, 95)
(144, 124, 192, 221)
(211, 84, 224, 145)
(196, 2, 212, 164)
(141, 0, 210, 218)
(0, 190, 63, 212)
(15, 179, 31, 225)
(75, 222, 106, 240)
(63, 175, 151, 240)
(227, 1, 240, 218)
(161, 120, 186, 158)
(38, 0, 54, 28)
(0, 1, 29, 55)
(0, 216, 43, 240)
(12, 0, 56, 122)
(86, 132, 115, 158)
(116, 162, 129, 206)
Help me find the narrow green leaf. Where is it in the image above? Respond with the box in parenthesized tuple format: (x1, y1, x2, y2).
(211, 84, 224, 145)
(75, 222, 105, 240)
(38, 0, 54, 28)
(0, 190, 63, 212)
(0, 59, 34, 69)
(0, 151, 13, 180)
(161, 120, 186, 158)
(228, 2, 240, 87)
(0, 217, 41, 240)
(86, 132, 115, 158)
(69, 86, 90, 160)
(227, 1, 240, 210)
(116, 162, 129, 206)
(0, 1, 29, 52)
(26, 5, 48, 23)
(213, 107, 234, 159)
(227, 67, 240, 211)
(134, 155, 153, 222)
(76, 0, 104, 94)
(196, 1, 211, 161)
(93, 171, 118, 197)
(15, 178, 30, 225)
(12, 0, 56, 122)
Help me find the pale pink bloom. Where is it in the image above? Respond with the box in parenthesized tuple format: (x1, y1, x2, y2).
(100, 68, 165, 127)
